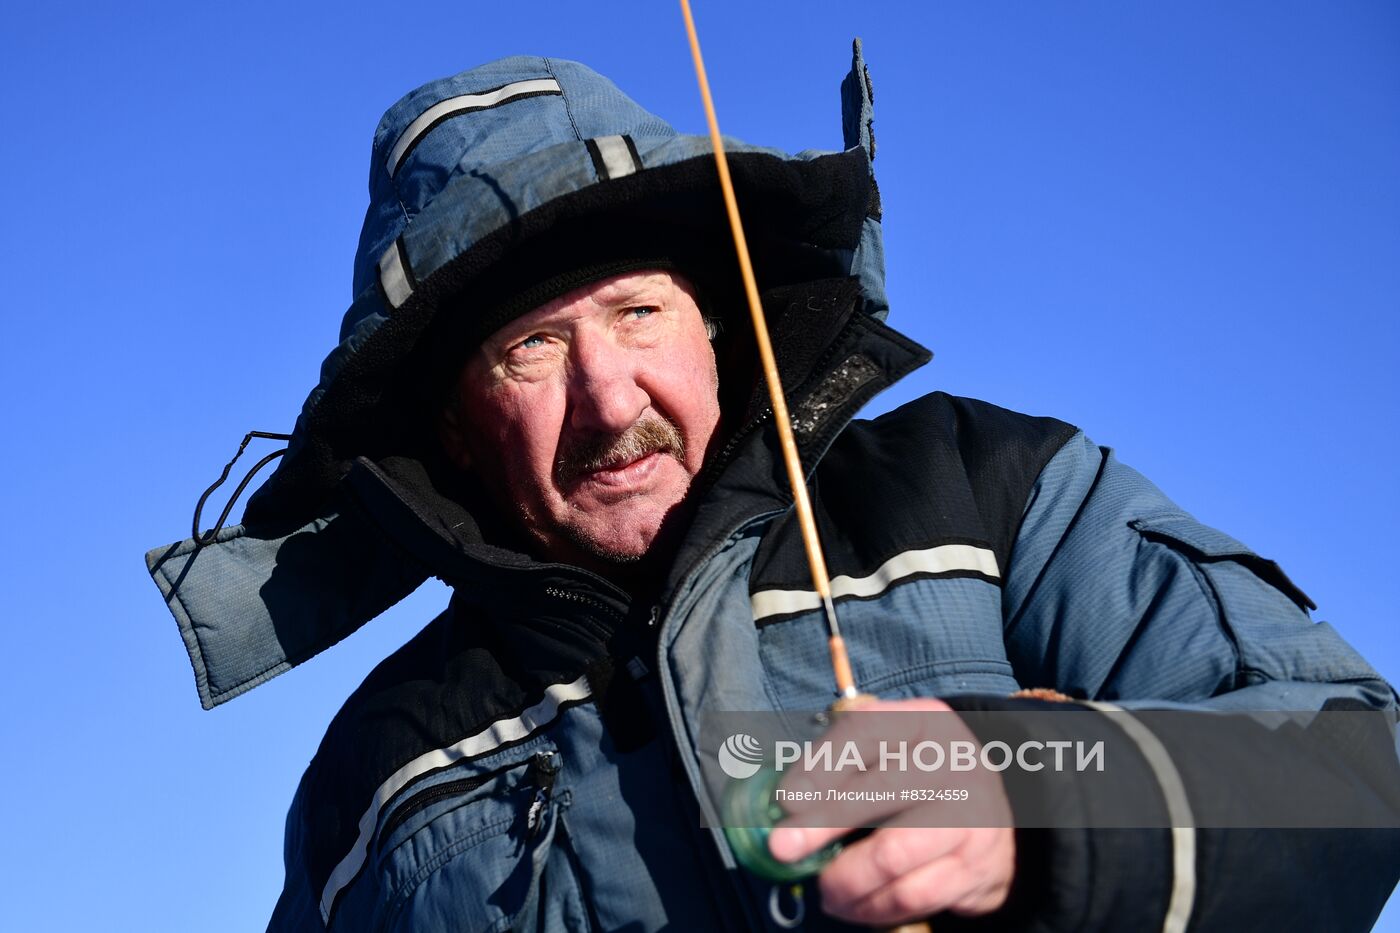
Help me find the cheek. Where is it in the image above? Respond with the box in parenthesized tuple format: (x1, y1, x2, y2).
(696, 355, 721, 421)
(662, 343, 722, 452)
(466, 387, 565, 486)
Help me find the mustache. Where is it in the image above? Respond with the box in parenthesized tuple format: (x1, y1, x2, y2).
(555, 417, 685, 485)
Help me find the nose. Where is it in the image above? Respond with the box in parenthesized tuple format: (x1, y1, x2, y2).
(566, 330, 650, 435)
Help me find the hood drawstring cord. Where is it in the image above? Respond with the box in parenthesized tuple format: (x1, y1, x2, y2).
(191, 430, 293, 547)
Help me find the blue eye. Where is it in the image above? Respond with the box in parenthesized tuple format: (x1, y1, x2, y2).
(630, 306, 656, 318)
(518, 335, 546, 350)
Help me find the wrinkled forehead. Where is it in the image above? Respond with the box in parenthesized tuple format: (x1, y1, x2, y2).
(577, 269, 689, 306)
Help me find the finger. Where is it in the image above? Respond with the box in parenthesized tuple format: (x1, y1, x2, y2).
(826, 828, 1014, 924)
(768, 824, 848, 862)
(768, 799, 961, 863)
(770, 781, 916, 854)
(823, 852, 971, 926)
(816, 826, 963, 913)
(768, 792, 939, 862)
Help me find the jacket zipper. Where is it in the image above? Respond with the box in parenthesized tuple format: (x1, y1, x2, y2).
(542, 586, 626, 631)
(693, 299, 869, 493)
(378, 762, 517, 842)
(377, 751, 563, 844)
(693, 406, 774, 494)
(644, 509, 785, 933)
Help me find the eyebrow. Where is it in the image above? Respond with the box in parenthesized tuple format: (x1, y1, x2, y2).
(486, 276, 673, 353)
(589, 276, 669, 304)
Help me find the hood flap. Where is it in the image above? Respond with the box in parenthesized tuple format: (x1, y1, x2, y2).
(145, 506, 428, 710)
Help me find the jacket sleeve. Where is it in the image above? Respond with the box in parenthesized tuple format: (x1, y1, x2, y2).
(976, 431, 1400, 932)
(267, 780, 327, 932)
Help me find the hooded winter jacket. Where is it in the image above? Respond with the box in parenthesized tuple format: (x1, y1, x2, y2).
(146, 48, 1400, 932)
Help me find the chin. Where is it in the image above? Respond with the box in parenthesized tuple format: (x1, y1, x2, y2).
(574, 527, 661, 564)
(541, 489, 693, 570)
(553, 510, 674, 567)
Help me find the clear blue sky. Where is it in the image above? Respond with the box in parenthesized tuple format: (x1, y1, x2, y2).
(1, 1, 1396, 930)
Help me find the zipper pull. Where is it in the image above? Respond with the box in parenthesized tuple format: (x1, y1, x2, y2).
(647, 605, 661, 628)
(527, 750, 561, 792)
(526, 789, 548, 839)
(525, 751, 561, 839)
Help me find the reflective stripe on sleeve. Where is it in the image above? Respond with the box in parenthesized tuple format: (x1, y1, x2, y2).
(751, 544, 1001, 623)
(1084, 701, 1196, 933)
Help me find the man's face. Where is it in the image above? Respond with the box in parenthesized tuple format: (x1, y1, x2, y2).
(444, 269, 722, 570)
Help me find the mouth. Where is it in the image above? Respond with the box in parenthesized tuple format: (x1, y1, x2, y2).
(573, 450, 667, 489)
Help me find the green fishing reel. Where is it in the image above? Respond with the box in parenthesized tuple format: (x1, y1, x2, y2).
(721, 765, 842, 882)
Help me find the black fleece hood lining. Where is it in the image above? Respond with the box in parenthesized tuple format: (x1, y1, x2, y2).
(244, 148, 874, 528)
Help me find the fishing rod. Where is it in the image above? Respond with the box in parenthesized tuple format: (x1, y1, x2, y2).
(678, 7, 937, 931)
(678, 0, 863, 708)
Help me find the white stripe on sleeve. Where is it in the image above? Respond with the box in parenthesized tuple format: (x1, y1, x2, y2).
(1084, 701, 1196, 933)
(750, 544, 1001, 622)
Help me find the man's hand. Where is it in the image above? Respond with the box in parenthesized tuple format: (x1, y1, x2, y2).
(766, 698, 1016, 926)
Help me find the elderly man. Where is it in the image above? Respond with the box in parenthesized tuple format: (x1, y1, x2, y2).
(147, 50, 1398, 931)
(438, 270, 722, 574)
(435, 265, 1016, 923)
